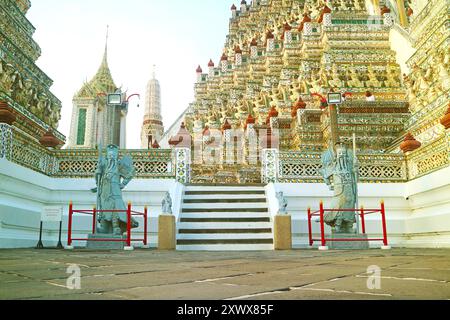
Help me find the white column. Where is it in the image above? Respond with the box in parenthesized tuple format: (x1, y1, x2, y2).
(174, 147, 191, 184)
(261, 148, 279, 183)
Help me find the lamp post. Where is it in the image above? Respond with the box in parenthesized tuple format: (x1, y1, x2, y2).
(105, 92, 140, 146)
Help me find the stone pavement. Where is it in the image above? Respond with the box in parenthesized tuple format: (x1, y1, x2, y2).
(0, 248, 449, 300)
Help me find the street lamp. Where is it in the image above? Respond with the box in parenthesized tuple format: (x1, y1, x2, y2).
(101, 91, 140, 146)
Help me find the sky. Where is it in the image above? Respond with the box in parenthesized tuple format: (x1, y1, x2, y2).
(27, 0, 236, 149)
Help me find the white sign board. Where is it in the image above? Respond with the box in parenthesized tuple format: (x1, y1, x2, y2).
(41, 206, 63, 222)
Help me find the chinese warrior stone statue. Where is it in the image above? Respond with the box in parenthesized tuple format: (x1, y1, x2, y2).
(321, 143, 358, 233)
(91, 145, 139, 235)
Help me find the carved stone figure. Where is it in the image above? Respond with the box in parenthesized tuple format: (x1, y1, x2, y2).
(321, 143, 358, 233)
(276, 191, 288, 214)
(328, 65, 343, 88)
(1, 64, 16, 92)
(436, 51, 450, 92)
(403, 73, 418, 107)
(307, 73, 322, 94)
(413, 65, 430, 93)
(385, 65, 400, 87)
(162, 192, 173, 214)
(91, 145, 138, 235)
(366, 65, 382, 87)
(347, 66, 364, 88)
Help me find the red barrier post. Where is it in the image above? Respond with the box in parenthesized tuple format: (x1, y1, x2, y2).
(307, 207, 313, 246)
(68, 201, 73, 246)
(144, 206, 148, 246)
(92, 207, 97, 235)
(381, 200, 388, 246)
(360, 206, 366, 234)
(319, 201, 326, 247)
(126, 202, 132, 247)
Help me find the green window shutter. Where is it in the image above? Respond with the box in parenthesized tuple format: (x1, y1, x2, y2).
(76, 108, 87, 145)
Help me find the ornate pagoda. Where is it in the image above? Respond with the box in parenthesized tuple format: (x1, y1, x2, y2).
(0, 0, 65, 148)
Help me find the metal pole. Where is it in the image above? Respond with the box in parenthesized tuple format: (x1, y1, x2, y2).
(127, 202, 132, 247)
(36, 221, 44, 249)
(92, 207, 97, 235)
(68, 201, 73, 247)
(307, 207, 313, 246)
(56, 221, 63, 249)
(360, 206, 366, 234)
(319, 201, 326, 247)
(329, 104, 338, 150)
(144, 206, 148, 246)
(353, 132, 361, 234)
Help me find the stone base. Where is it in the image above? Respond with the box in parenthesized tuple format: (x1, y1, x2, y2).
(158, 215, 176, 250)
(274, 215, 292, 250)
(328, 233, 370, 250)
(86, 234, 126, 250)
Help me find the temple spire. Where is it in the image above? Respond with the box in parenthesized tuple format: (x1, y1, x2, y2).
(102, 25, 109, 65)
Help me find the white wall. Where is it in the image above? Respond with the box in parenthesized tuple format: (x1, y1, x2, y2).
(0, 159, 179, 248)
(273, 165, 450, 248)
(1, 158, 449, 249)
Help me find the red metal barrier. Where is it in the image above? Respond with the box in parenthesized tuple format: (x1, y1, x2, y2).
(360, 206, 366, 234)
(67, 202, 148, 249)
(307, 201, 389, 248)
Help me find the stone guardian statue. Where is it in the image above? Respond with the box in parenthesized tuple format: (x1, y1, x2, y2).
(320, 143, 358, 233)
(91, 145, 139, 235)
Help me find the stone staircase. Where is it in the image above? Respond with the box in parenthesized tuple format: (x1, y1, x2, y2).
(176, 185, 274, 251)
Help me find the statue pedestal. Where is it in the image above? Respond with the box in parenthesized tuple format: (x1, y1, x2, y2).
(328, 233, 370, 250)
(86, 234, 126, 250)
(274, 214, 292, 250)
(158, 214, 176, 250)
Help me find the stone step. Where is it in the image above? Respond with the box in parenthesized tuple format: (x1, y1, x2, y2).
(185, 190, 266, 195)
(185, 186, 265, 192)
(177, 239, 274, 245)
(180, 212, 271, 219)
(177, 185, 273, 251)
(180, 217, 271, 223)
(183, 194, 266, 200)
(186, 184, 265, 188)
(178, 228, 272, 234)
(176, 244, 274, 251)
(183, 198, 266, 204)
(177, 233, 274, 240)
(178, 222, 272, 230)
(181, 207, 268, 213)
(182, 202, 268, 209)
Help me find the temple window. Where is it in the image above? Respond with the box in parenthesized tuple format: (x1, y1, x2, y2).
(76, 108, 87, 145)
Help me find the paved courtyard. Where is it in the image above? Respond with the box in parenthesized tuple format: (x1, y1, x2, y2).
(0, 248, 449, 300)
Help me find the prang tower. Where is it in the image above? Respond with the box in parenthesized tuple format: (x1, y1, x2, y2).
(141, 68, 164, 149)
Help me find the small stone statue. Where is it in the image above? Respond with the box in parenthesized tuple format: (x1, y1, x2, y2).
(276, 191, 288, 214)
(91, 145, 138, 235)
(162, 192, 173, 214)
(321, 143, 358, 233)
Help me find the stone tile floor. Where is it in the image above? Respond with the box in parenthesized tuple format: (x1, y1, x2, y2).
(0, 248, 449, 300)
